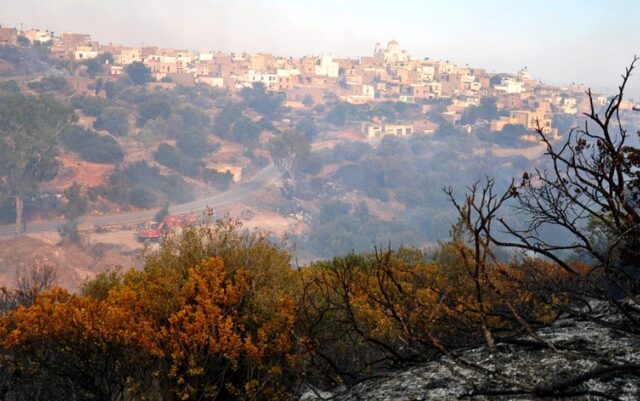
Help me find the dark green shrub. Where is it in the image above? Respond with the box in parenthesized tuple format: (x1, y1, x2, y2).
(60, 125, 124, 164)
(176, 134, 216, 159)
(94, 107, 130, 136)
(138, 99, 172, 126)
(203, 169, 233, 190)
(27, 75, 69, 93)
(71, 96, 109, 117)
(129, 187, 157, 209)
(154, 143, 181, 170)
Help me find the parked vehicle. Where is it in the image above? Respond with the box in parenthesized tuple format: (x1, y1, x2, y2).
(135, 214, 196, 242)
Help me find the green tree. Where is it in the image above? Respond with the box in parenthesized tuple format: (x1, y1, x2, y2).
(177, 104, 210, 129)
(59, 124, 124, 164)
(97, 52, 114, 64)
(268, 131, 311, 178)
(125, 62, 153, 85)
(27, 75, 69, 93)
(94, 106, 130, 136)
(489, 75, 503, 86)
(325, 102, 359, 126)
(139, 117, 169, 144)
(460, 98, 501, 124)
(239, 82, 284, 119)
(295, 116, 318, 139)
(202, 169, 233, 190)
(104, 81, 117, 99)
(71, 95, 108, 117)
(94, 77, 104, 96)
(16, 35, 30, 47)
(138, 99, 172, 126)
(0, 93, 74, 236)
(83, 55, 114, 79)
(231, 117, 261, 148)
(434, 121, 462, 137)
(58, 183, 88, 244)
(176, 133, 213, 159)
(84, 59, 104, 78)
(213, 103, 243, 137)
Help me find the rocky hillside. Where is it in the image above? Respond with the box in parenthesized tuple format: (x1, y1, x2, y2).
(301, 306, 640, 401)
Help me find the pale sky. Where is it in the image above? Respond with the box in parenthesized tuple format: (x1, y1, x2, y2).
(1, 0, 639, 98)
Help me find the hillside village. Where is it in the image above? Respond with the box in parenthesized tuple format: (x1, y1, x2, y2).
(1, 5, 640, 399)
(2, 26, 634, 138)
(0, 23, 639, 285)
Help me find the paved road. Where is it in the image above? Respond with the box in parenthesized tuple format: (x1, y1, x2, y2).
(0, 163, 281, 239)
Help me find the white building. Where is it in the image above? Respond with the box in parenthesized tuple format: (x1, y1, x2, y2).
(198, 52, 214, 61)
(74, 46, 98, 60)
(24, 29, 52, 44)
(246, 70, 279, 90)
(374, 40, 410, 64)
(494, 77, 525, 94)
(434, 60, 457, 75)
(365, 123, 414, 139)
(418, 65, 435, 82)
(277, 68, 301, 78)
(315, 55, 339, 78)
(197, 76, 224, 88)
(562, 98, 578, 115)
(362, 84, 375, 99)
(517, 67, 531, 81)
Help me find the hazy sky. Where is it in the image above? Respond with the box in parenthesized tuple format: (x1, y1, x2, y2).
(1, 0, 639, 97)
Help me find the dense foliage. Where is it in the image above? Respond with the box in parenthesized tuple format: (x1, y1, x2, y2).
(203, 169, 234, 190)
(239, 82, 285, 119)
(0, 38, 638, 401)
(0, 215, 602, 400)
(60, 124, 124, 164)
(93, 106, 130, 136)
(294, 134, 537, 258)
(214, 103, 262, 147)
(0, 93, 74, 236)
(0, 221, 300, 400)
(154, 143, 204, 177)
(26, 75, 69, 93)
(98, 161, 194, 208)
(71, 95, 109, 117)
(125, 62, 153, 85)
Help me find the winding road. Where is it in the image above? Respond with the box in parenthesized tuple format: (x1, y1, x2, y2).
(0, 163, 281, 240)
(0, 138, 545, 240)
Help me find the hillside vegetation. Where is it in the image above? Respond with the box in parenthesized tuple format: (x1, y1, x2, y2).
(0, 44, 639, 401)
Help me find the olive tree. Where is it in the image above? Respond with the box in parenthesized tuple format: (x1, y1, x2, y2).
(0, 93, 74, 236)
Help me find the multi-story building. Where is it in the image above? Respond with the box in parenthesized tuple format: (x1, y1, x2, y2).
(315, 55, 339, 78)
(365, 123, 414, 139)
(374, 40, 410, 64)
(0, 27, 17, 46)
(117, 47, 142, 65)
(494, 77, 525, 94)
(24, 29, 52, 44)
(74, 45, 98, 60)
